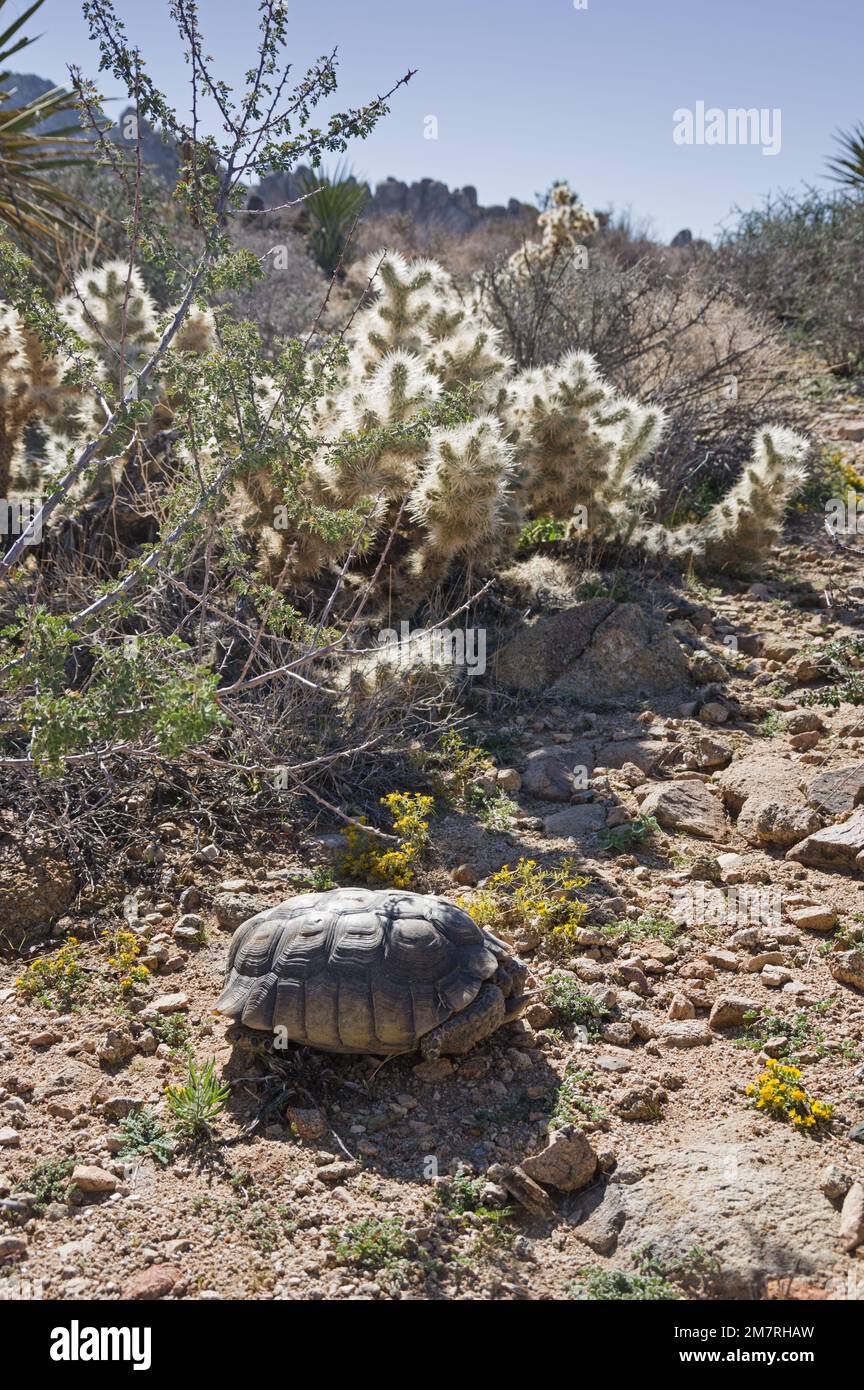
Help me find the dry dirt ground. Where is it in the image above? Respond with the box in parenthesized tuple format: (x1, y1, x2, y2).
(3, 419, 864, 1303)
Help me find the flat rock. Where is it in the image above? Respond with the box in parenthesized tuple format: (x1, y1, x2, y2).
(150, 992, 189, 1014)
(123, 1263, 183, 1300)
(639, 780, 727, 841)
(659, 1020, 713, 1048)
(786, 809, 864, 872)
(212, 892, 260, 930)
(788, 906, 837, 932)
(71, 1164, 118, 1194)
(494, 600, 690, 705)
(613, 1118, 843, 1296)
(807, 765, 864, 819)
(543, 804, 607, 839)
(521, 1125, 598, 1192)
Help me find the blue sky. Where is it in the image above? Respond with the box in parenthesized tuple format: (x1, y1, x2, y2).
(14, 0, 864, 242)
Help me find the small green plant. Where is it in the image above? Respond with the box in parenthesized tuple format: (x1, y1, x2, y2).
(735, 1008, 826, 1061)
(518, 516, 567, 548)
(803, 636, 864, 707)
(545, 971, 610, 1032)
(298, 865, 337, 892)
(117, 1106, 176, 1167)
(568, 1264, 681, 1301)
(25, 1155, 75, 1213)
(602, 909, 679, 944)
(550, 1061, 608, 1126)
(566, 1247, 719, 1300)
(598, 814, 659, 855)
(329, 1216, 409, 1272)
(165, 1053, 230, 1142)
(15, 937, 86, 1010)
(477, 789, 518, 830)
(149, 1013, 190, 1050)
(757, 710, 788, 738)
(434, 1173, 512, 1221)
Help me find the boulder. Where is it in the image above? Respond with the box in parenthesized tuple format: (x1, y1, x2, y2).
(786, 809, 864, 872)
(717, 754, 804, 816)
(829, 950, 864, 992)
(709, 995, 759, 1030)
(0, 823, 77, 948)
(639, 780, 727, 841)
(806, 765, 864, 819)
(494, 600, 690, 705)
(521, 1125, 598, 1192)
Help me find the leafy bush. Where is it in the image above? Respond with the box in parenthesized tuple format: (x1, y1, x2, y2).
(718, 189, 864, 371)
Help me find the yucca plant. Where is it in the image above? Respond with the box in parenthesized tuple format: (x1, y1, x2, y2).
(828, 122, 864, 194)
(296, 161, 368, 275)
(0, 0, 96, 276)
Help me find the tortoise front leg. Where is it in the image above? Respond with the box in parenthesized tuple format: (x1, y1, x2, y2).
(420, 983, 506, 1058)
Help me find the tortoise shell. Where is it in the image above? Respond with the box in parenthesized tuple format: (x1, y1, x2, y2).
(215, 886, 525, 1054)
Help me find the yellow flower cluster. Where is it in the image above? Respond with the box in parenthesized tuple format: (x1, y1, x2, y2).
(339, 792, 434, 889)
(102, 925, 150, 994)
(16, 937, 84, 1009)
(460, 857, 590, 954)
(746, 1058, 833, 1131)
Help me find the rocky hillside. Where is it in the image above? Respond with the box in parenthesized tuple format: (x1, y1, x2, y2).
(3, 407, 864, 1297)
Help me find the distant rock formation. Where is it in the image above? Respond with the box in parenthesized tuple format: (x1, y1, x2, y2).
(254, 168, 536, 233)
(3, 71, 533, 232)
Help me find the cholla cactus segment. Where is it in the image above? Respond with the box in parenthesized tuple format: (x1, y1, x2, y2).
(502, 350, 617, 518)
(57, 261, 158, 387)
(169, 303, 218, 357)
(409, 414, 517, 553)
(351, 250, 454, 374)
(318, 349, 443, 506)
(506, 181, 599, 280)
(699, 426, 810, 570)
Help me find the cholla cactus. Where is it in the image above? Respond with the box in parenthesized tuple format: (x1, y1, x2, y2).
(56, 261, 158, 385)
(351, 252, 453, 376)
(407, 414, 517, 583)
(699, 426, 810, 569)
(506, 181, 599, 280)
(1, 246, 809, 588)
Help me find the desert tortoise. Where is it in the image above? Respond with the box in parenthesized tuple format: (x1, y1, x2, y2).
(215, 887, 528, 1056)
